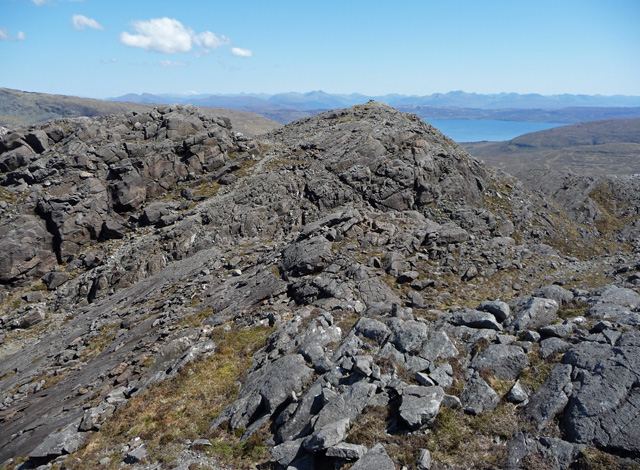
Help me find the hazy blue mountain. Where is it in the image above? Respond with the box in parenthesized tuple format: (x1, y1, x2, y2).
(108, 91, 640, 124)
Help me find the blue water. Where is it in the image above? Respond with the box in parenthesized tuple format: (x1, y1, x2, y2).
(426, 119, 567, 143)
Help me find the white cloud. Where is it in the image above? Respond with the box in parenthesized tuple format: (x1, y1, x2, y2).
(231, 47, 253, 58)
(159, 59, 187, 67)
(194, 31, 229, 52)
(72, 14, 103, 31)
(100, 57, 117, 64)
(120, 17, 232, 56)
(120, 18, 192, 54)
(0, 26, 26, 41)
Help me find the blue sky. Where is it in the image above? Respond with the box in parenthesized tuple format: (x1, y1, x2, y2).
(1, 0, 639, 99)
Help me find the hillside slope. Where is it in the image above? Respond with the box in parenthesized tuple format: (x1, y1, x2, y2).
(0, 103, 639, 469)
(465, 118, 640, 176)
(0, 88, 281, 136)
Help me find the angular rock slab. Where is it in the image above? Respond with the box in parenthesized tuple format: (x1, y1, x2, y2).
(471, 344, 529, 381)
(450, 308, 502, 331)
(399, 385, 445, 430)
(461, 371, 499, 415)
(562, 332, 640, 453)
(510, 296, 559, 331)
(29, 421, 85, 459)
(477, 300, 511, 322)
(351, 443, 395, 470)
(326, 442, 368, 460)
(303, 418, 350, 452)
(526, 363, 572, 431)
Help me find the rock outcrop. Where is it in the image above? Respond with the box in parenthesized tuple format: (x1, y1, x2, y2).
(1, 102, 639, 469)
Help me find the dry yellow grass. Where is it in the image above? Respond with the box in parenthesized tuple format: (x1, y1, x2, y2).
(65, 324, 273, 469)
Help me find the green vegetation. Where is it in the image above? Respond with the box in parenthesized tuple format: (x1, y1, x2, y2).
(346, 401, 522, 468)
(557, 300, 590, 320)
(574, 448, 640, 470)
(519, 346, 555, 391)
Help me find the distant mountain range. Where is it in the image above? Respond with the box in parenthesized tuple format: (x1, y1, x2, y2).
(110, 90, 640, 110)
(108, 90, 640, 124)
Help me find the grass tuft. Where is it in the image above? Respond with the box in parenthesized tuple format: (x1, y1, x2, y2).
(66, 323, 273, 469)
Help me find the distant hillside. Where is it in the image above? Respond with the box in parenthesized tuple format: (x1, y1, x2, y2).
(0, 88, 281, 135)
(0, 88, 156, 128)
(464, 118, 640, 176)
(397, 105, 640, 124)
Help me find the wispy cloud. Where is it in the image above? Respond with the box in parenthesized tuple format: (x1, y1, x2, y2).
(72, 14, 103, 31)
(32, 0, 84, 5)
(119, 17, 230, 56)
(194, 31, 229, 53)
(0, 26, 26, 41)
(159, 59, 187, 67)
(231, 47, 253, 58)
(100, 58, 117, 64)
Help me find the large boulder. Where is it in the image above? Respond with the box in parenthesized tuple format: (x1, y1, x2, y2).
(399, 385, 445, 430)
(509, 296, 559, 331)
(281, 236, 333, 277)
(461, 371, 499, 415)
(471, 344, 529, 381)
(0, 215, 57, 282)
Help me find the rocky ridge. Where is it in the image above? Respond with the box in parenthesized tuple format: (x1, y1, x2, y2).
(0, 102, 639, 469)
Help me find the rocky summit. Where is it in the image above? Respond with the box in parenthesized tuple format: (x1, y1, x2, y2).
(0, 102, 639, 470)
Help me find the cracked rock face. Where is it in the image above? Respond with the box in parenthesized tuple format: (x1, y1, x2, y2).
(1, 102, 640, 469)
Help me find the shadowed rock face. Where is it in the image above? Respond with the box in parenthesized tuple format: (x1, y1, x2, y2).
(1, 102, 639, 469)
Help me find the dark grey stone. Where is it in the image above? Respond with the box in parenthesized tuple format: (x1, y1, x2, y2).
(281, 235, 333, 277)
(563, 332, 640, 453)
(418, 331, 459, 362)
(534, 285, 574, 305)
(313, 382, 376, 431)
(471, 344, 529, 381)
(477, 300, 511, 322)
(29, 421, 85, 459)
(506, 380, 528, 404)
(539, 323, 574, 338)
(526, 363, 572, 430)
(326, 442, 368, 460)
(461, 371, 499, 415)
(399, 385, 445, 430)
(124, 444, 147, 464)
(588, 284, 640, 310)
(450, 308, 502, 330)
(539, 337, 571, 359)
(392, 320, 428, 353)
(417, 448, 432, 470)
(429, 362, 453, 388)
(354, 317, 391, 345)
(510, 296, 559, 331)
(42, 271, 70, 290)
(303, 418, 350, 452)
(351, 443, 395, 470)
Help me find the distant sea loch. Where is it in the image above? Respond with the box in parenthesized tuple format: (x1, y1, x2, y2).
(427, 119, 566, 143)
